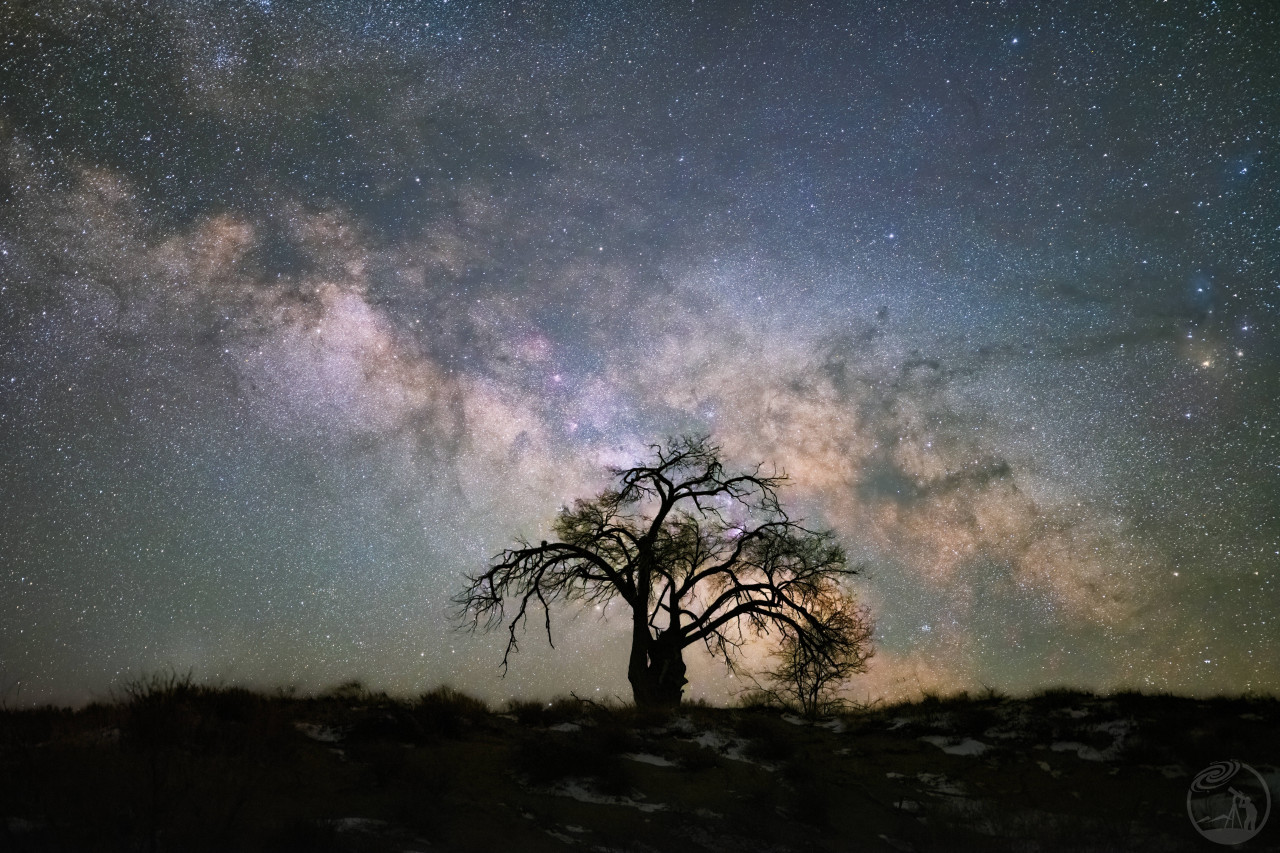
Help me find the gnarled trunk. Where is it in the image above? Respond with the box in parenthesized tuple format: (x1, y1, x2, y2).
(627, 629, 687, 709)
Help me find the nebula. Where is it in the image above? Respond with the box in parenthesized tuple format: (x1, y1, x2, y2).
(1, 0, 1275, 706)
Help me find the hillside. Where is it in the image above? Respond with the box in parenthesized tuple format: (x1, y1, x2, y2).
(2, 681, 1276, 851)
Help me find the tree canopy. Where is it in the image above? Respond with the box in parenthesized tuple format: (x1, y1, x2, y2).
(456, 434, 873, 708)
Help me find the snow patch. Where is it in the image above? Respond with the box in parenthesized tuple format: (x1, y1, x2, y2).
(692, 729, 729, 750)
(781, 713, 847, 732)
(295, 722, 348, 743)
(667, 715, 698, 735)
(1048, 719, 1130, 761)
(1093, 719, 1132, 738)
(624, 753, 677, 767)
(917, 772, 965, 796)
(549, 779, 666, 813)
(1050, 742, 1107, 761)
(687, 729, 775, 768)
(920, 735, 989, 756)
(549, 722, 582, 732)
(686, 722, 773, 763)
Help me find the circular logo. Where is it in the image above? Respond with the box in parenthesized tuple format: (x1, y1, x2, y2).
(1187, 760, 1271, 845)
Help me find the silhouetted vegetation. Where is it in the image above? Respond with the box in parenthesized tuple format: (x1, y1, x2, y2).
(458, 435, 874, 709)
(1, 678, 1276, 851)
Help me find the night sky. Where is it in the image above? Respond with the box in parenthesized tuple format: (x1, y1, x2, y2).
(2, 0, 1277, 708)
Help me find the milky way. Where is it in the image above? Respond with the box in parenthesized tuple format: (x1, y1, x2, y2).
(2, 1, 1277, 706)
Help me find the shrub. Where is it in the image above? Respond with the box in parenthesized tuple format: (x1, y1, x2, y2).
(414, 686, 488, 738)
(505, 695, 585, 727)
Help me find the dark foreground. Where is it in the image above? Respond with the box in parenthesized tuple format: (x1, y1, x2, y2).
(1, 681, 1277, 852)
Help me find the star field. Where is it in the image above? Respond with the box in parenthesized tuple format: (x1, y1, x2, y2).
(1, 0, 1277, 706)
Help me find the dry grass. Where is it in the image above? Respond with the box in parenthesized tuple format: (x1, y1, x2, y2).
(1, 679, 1275, 851)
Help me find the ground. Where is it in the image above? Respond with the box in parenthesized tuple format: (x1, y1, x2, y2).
(1, 682, 1277, 851)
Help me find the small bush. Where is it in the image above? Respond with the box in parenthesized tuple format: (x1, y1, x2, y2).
(116, 669, 197, 704)
(414, 686, 488, 738)
(505, 698, 549, 726)
(505, 695, 585, 727)
(735, 689, 784, 711)
(323, 679, 389, 703)
(1034, 686, 1095, 704)
(118, 669, 209, 750)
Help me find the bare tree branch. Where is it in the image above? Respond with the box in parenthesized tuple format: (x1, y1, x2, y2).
(453, 434, 874, 708)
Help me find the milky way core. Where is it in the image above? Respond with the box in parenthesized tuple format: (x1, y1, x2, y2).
(2, 1, 1277, 706)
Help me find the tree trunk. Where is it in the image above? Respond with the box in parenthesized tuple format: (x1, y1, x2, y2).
(627, 544, 686, 708)
(627, 628, 687, 709)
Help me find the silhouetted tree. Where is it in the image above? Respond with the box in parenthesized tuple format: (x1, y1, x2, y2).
(763, 595, 874, 717)
(456, 434, 873, 708)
